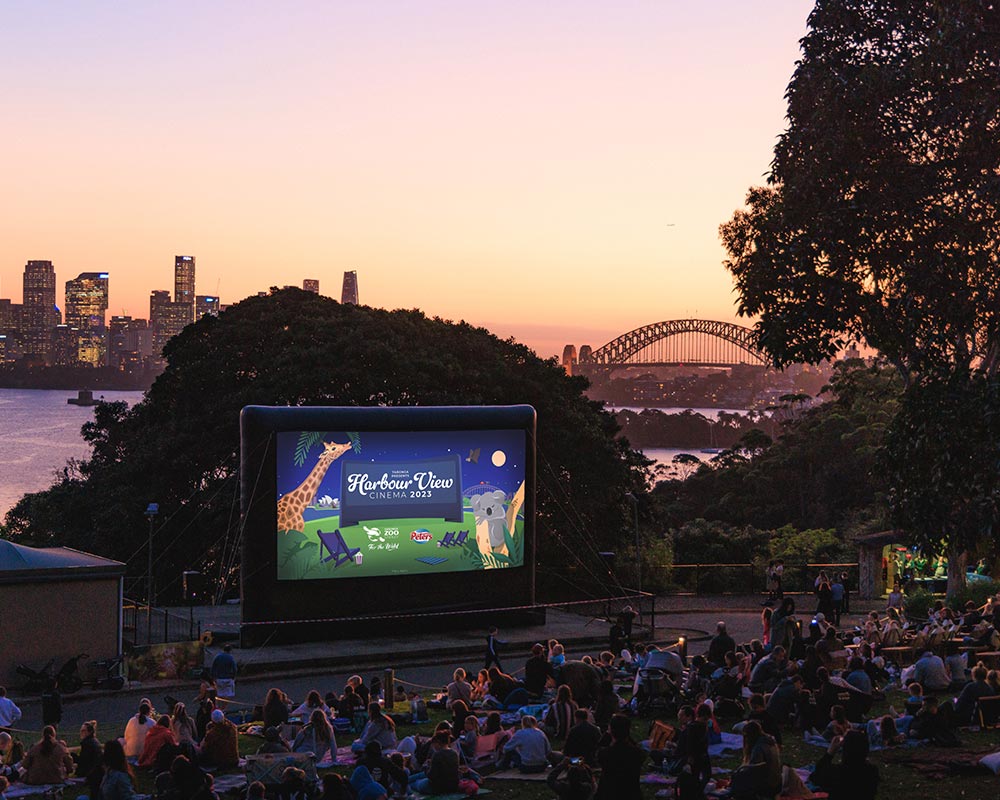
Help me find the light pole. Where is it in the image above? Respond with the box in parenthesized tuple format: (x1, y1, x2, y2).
(625, 492, 641, 596)
(145, 502, 159, 642)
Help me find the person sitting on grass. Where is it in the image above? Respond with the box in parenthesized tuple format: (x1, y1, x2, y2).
(594, 714, 645, 800)
(954, 662, 993, 724)
(352, 703, 396, 753)
(544, 685, 578, 740)
(291, 690, 329, 720)
(293, 709, 335, 763)
(447, 668, 473, 708)
(123, 701, 156, 759)
(138, 715, 177, 770)
(257, 726, 291, 754)
(730, 721, 781, 800)
(547, 757, 597, 800)
(245, 781, 266, 800)
(908, 695, 959, 746)
(499, 715, 551, 773)
(865, 715, 905, 749)
(22, 725, 74, 785)
(98, 739, 138, 800)
(278, 766, 315, 800)
(317, 773, 353, 800)
(336, 684, 364, 721)
(74, 719, 103, 780)
(155, 754, 215, 800)
(201, 709, 239, 769)
(810, 730, 879, 800)
(552, 708, 603, 766)
(357, 741, 408, 797)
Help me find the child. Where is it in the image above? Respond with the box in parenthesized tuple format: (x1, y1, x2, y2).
(459, 715, 480, 760)
(823, 705, 851, 741)
(551, 644, 566, 668)
(410, 692, 429, 723)
(903, 682, 924, 717)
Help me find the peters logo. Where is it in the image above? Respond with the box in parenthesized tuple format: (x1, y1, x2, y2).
(410, 529, 433, 543)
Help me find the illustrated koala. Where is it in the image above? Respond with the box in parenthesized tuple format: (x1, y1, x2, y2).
(470, 490, 508, 550)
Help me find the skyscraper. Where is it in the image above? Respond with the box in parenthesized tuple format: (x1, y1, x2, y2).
(341, 270, 358, 305)
(174, 255, 196, 319)
(303, 279, 320, 294)
(65, 272, 109, 330)
(22, 260, 58, 361)
(150, 289, 191, 355)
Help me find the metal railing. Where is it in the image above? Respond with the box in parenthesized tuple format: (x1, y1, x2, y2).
(122, 598, 201, 646)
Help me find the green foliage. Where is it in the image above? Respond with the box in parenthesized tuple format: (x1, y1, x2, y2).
(950, 580, 1000, 610)
(347, 432, 362, 453)
(654, 363, 898, 535)
(767, 525, 848, 565)
(4, 290, 647, 600)
(904, 588, 936, 621)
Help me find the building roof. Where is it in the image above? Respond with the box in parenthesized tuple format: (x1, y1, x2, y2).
(0, 540, 125, 583)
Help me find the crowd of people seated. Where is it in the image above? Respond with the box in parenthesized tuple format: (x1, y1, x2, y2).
(4, 589, 1000, 799)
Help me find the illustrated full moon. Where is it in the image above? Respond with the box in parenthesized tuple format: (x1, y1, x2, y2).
(491, 450, 507, 467)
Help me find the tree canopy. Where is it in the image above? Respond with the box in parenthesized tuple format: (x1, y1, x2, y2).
(721, 1, 1000, 382)
(2, 290, 647, 601)
(720, 1, 1000, 589)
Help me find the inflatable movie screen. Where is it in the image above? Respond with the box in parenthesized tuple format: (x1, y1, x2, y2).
(275, 429, 526, 580)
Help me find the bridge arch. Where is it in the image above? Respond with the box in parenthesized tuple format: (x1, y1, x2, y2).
(583, 319, 766, 366)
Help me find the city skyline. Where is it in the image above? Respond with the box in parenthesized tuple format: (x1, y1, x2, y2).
(0, 2, 811, 358)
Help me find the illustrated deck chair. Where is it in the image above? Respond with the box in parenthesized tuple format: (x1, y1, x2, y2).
(317, 528, 360, 567)
(438, 531, 456, 547)
(453, 530, 469, 546)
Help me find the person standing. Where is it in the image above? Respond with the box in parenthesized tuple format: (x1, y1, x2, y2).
(840, 571, 851, 615)
(485, 626, 505, 671)
(0, 689, 21, 730)
(830, 577, 844, 626)
(210, 645, 238, 700)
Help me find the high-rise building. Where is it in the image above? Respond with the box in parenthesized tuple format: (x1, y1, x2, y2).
(195, 295, 220, 318)
(150, 289, 191, 355)
(0, 299, 22, 333)
(303, 279, 320, 294)
(110, 315, 152, 370)
(341, 271, 359, 305)
(22, 260, 59, 362)
(51, 324, 80, 366)
(65, 272, 109, 331)
(174, 255, 196, 317)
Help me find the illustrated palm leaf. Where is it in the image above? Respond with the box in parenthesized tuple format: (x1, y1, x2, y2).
(294, 432, 326, 466)
(347, 432, 362, 453)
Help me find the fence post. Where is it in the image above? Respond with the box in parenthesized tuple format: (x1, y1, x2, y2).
(695, 564, 701, 595)
(749, 564, 754, 595)
(384, 668, 395, 710)
(163, 609, 168, 644)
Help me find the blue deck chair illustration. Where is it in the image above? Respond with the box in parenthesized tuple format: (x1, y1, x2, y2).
(453, 530, 469, 546)
(317, 529, 360, 567)
(437, 531, 456, 548)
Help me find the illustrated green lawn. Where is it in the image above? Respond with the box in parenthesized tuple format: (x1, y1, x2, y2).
(277, 511, 525, 580)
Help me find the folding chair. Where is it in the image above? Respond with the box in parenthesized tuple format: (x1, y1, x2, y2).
(453, 530, 469, 546)
(244, 752, 318, 786)
(317, 529, 360, 567)
(977, 695, 1000, 729)
(438, 531, 456, 547)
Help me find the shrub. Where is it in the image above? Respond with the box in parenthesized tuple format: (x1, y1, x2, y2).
(904, 587, 935, 620)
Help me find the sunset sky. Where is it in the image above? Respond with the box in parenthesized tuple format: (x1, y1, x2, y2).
(1, 1, 810, 358)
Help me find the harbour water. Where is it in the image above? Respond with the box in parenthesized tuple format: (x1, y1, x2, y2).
(0, 388, 144, 516)
(0, 395, 738, 519)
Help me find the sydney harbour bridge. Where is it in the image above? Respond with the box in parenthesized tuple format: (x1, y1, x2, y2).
(563, 319, 768, 373)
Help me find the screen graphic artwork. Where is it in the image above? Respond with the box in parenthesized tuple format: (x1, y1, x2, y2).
(276, 429, 526, 580)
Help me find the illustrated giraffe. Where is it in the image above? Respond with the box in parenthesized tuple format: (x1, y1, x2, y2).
(277, 441, 353, 534)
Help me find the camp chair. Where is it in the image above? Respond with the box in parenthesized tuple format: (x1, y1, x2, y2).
(453, 530, 469, 546)
(317, 529, 360, 567)
(244, 752, 318, 786)
(977, 695, 1000, 729)
(438, 531, 456, 547)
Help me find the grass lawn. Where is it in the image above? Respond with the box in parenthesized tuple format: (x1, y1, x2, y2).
(45, 697, 1000, 798)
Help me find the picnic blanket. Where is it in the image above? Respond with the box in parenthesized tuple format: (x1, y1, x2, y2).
(707, 731, 743, 757)
(212, 772, 249, 793)
(487, 767, 550, 781)
(881, 745, 995, 779)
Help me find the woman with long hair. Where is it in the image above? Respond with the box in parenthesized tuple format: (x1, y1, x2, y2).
(23, 726, 73, 785)
(263, 688, 290, 729)
(545, 685, 578, 740)
(123, 701, 156, 758)
(354, 703, 397, 752)
(293, 708, 335, 763)
(450, 699, 472, 735)
(99, 739, 136, 800)
(171, 702, 197, 747)
(292, 689, 331, 719)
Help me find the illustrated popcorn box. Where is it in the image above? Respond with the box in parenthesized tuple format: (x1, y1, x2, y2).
(354, 552, 363, 565)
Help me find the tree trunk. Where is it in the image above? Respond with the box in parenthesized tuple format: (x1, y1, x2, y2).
(946, 547, 968, 599)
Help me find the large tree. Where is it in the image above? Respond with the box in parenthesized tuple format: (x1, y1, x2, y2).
(720, 1, 1000, 592)
(3, 290, 647, 601)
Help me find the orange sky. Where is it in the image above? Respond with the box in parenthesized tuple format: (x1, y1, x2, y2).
(0, 2, 810, 358)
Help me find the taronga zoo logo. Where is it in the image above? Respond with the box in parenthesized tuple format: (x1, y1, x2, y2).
(410, 529, 433, 543)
